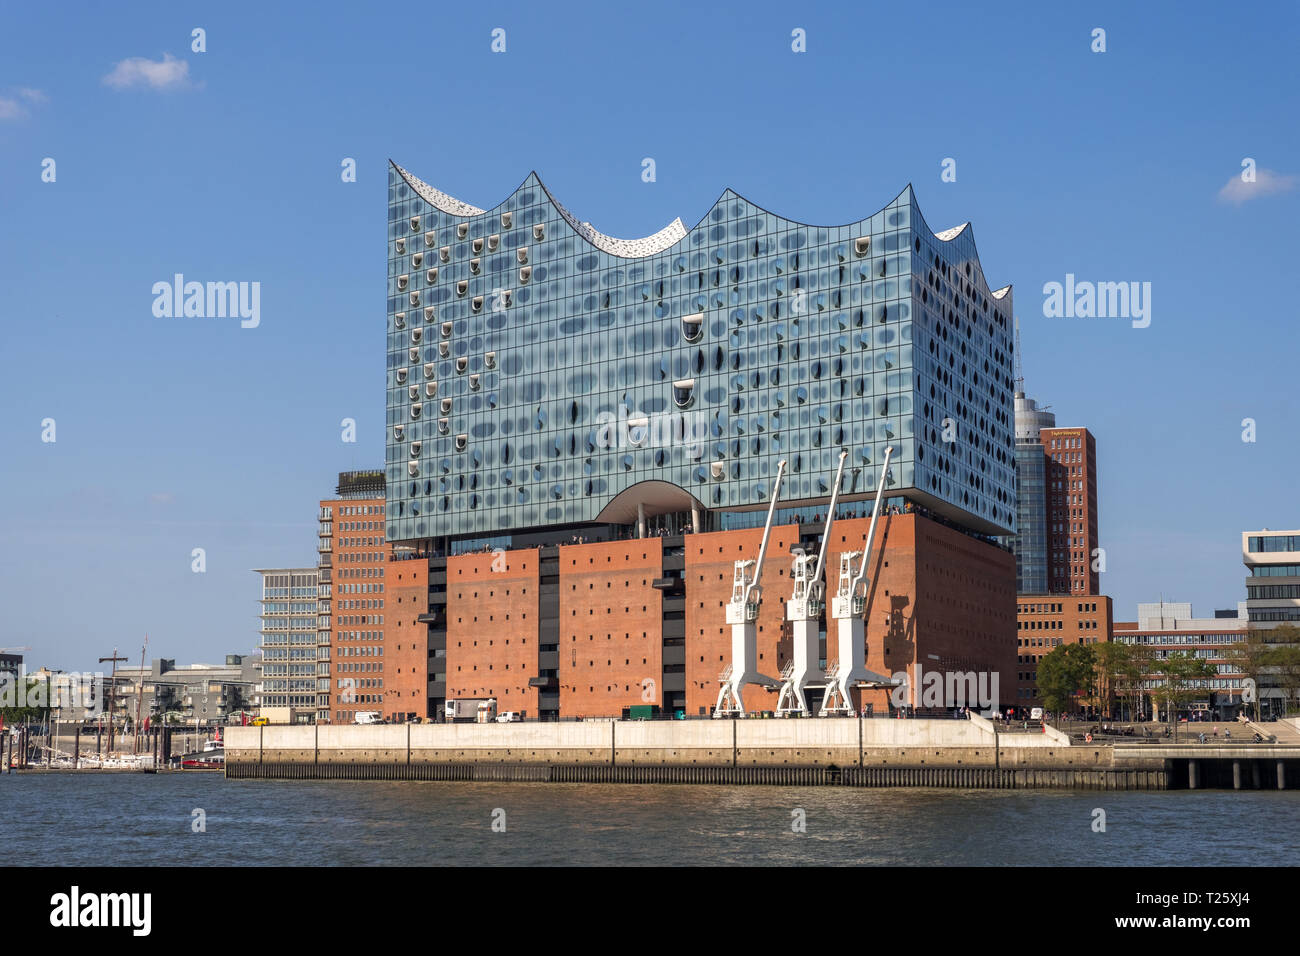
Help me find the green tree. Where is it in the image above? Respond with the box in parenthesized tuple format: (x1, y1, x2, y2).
(1270, 645, 1300, 717)
(1153, 651, 1217, 740)
(1229, 628, 1277, 721)
(1037, 643, 1096, 719)
(1093, 641, 1135, 719)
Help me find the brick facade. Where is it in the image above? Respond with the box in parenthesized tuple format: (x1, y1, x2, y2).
(684, 525, 801, 717)
(386, 558, 430, 721)
(558, 540, 663, 717)
(445, 550, 541, 716)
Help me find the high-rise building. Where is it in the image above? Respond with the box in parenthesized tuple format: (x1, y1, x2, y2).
(381, 164, 1020, 718)
(1011, 391, 1055, 593)
(319, 471, 390, 724)
(255, 567, 319, 723)
(1042, 426, 1099, 595)
(1009, 389, 1106, 709)
(1009, 391, 1100, 596)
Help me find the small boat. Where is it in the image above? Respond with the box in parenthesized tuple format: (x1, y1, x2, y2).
(179, 748, 224, 771)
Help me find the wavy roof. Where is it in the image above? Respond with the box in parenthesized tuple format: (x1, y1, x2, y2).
(390, 162, 1009, 297)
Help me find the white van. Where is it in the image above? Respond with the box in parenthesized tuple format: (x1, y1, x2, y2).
(1030, 707, 1044, 721)
(496, 711, 521, 723)
(354, 711, 382, 725)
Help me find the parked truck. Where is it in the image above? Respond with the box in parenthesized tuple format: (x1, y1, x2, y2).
(445, 699, 492, 723)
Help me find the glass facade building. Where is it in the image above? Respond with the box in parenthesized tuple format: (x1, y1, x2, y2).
(1010, 391, 1055, 593)
(386, 163, 1017, 547)
(1013, 442, 1048, 593)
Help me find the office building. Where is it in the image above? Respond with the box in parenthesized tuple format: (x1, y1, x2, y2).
(255, 567, 319, 723)
(1011, 391, 1055, 593)
(1042, 426, 1099, 594)
(1014, 595, 1112, 708)
(319, 470, 392, 724)
(1112, 602, 1251, 720)
(1242, 530, 1300, 625)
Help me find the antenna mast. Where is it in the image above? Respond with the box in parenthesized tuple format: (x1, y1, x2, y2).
(1014, 315, 1024, 394)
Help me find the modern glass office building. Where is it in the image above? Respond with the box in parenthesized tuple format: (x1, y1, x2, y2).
(1011, 391, 1055, 593)
(386, 163, 1017, 548)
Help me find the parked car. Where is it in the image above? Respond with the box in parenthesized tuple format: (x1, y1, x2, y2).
(495, 711, 521, 723)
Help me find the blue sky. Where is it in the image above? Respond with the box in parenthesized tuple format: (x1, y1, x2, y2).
(1, 1, 1296, 671)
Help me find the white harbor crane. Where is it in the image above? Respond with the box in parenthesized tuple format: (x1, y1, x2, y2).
(714, 459, 788, 718)
(821, 445, 898, 717)
(775, 449, 849, 717)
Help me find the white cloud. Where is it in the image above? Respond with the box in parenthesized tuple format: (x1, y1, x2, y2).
(0, 87, 47, 120)
(1218, 168, 1298, 204)
(102, 53, 191, 91)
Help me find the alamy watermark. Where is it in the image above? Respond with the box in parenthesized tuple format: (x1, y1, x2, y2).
(593, 406, 709, 458)
(888, 664, 999, 714)
(1, 668, 104, 715)
(1042, 274, 1150, 328)
(152, 274, 260, 328)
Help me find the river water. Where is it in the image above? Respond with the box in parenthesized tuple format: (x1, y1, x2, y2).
(2, 773, 1295, 866)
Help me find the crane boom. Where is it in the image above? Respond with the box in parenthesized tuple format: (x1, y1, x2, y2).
(850, 446, 894, 598)
(743, 459, 787, 607)
(812, 450, 849, 585)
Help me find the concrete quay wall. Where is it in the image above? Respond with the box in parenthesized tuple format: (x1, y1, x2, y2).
(229, 718, 999, 766)
(224, 719, 1148, 773)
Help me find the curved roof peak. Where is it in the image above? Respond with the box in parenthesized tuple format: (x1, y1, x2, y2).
(933, 222, 970, 241)
(535, 176, 687, 257)
(390, 166, 1006, 294)
(391, 162, 687, 259)
(391, 162, 485, 217)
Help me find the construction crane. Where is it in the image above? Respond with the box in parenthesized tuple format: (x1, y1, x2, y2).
(714, 459, 787, 718)
(776, 449, 848, 717)
(821, 445, 898, 717)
